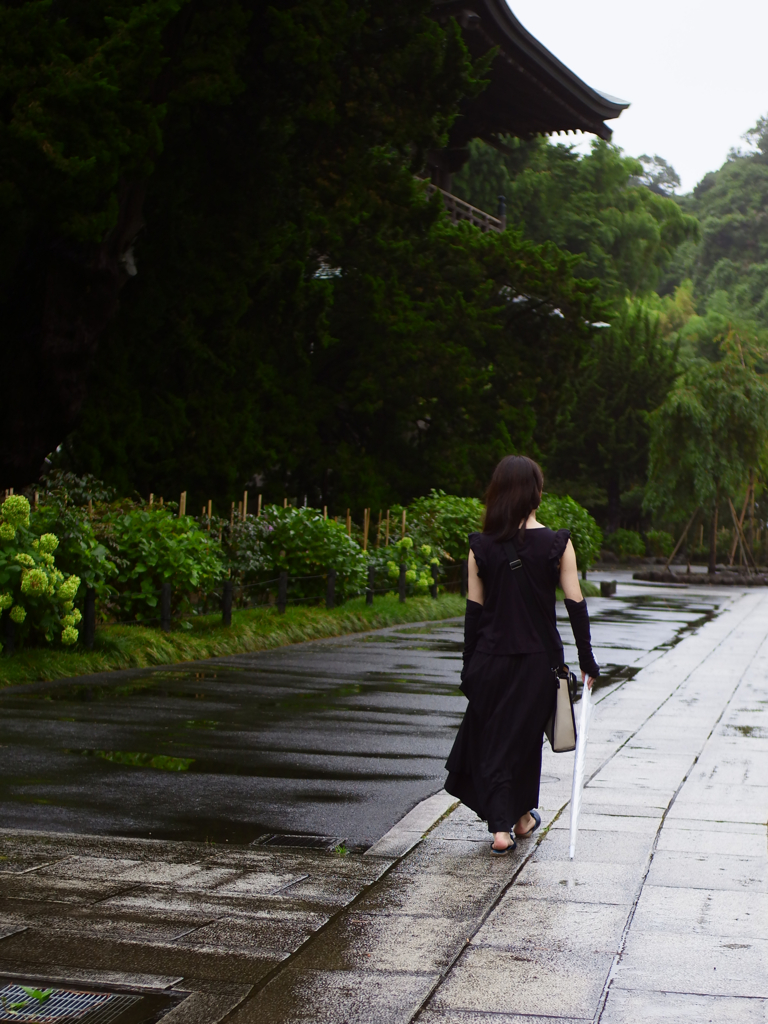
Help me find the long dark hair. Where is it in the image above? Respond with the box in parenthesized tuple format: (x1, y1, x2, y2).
(483, 455, 544, 542)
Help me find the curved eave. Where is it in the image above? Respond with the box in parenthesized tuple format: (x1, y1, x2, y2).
(432, 0, 629, 142)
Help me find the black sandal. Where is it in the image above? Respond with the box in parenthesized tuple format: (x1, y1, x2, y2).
(490, 837, 517, 856)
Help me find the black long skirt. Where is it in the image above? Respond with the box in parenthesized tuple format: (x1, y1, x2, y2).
(445, 651, 557, 834)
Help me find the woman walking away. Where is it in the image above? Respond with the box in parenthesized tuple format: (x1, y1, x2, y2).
(445, 455, 600, 855)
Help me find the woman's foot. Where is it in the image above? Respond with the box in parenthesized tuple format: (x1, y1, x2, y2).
(491, 830, 515, 854)
(514, 810, 541, 838)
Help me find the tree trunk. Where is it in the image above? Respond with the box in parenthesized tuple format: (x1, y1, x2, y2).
(0, 182, 146, 489)
(606, 474, 621, 534)
(708, 492, 719, 575)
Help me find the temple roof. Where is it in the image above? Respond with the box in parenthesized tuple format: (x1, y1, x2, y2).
(431, 1, 629, 155)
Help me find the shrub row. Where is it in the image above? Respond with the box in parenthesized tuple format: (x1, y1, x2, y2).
(0, 476, 601, 651)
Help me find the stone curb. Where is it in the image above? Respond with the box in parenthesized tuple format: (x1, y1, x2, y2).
(364, 789, 459, 858)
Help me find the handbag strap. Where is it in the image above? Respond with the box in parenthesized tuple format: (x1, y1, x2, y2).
(502, 538, 562, 672)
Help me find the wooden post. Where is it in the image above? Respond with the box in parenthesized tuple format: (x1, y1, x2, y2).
(385, 510, 390, 547)
(207, 499, 212, 531)
(430, 563, 439, 599)
(665, 508, 700, 570)
(729, 489, 750, 565)
(376, 510, 382, 548)
(326, 569, 336, 609)
(401, 510, 406, 539)
(33, 491, 39, 509)
(179, 491, 187, 517)
(230, 502, 235, 529)
(398, 563, 407, 603)
(728, 497, 757, 570)
(283, 498, 288, 509)
(222, 580, 233, 627)
(243, 491, 248, 519)
(149, 493, 154, 506)
(257, 493, 262, 518)
(84, 588, 96, 649)
(363, 508, 370, 551)
(278, 571, 288, 614)
(346, 509, 351, 536)
(161, 582, 172, 631)
(366, 565, 375, 606)
(323, 505, 328, 519)
(159, 497, 163, 506)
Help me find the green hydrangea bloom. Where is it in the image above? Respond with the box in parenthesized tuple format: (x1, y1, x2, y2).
(21, 569, 48, 594)
(56, 575, 81, 602)
(61, 601, 74, 613)
(399, 537, 414, 550)
(13, 553, 35, 568)
(38, 533, 59, 553)
(420, 544, 432, 557)
(40, 553, 55, 567)
(405, 569, 417, 584)
(387, 561, 399, 578)
(61, 613, 77, 628)
(0, 592, 12, 610)
(71, 607, 82, 624)
(1, 495, 30, 528)
(9, 605, 26, 624)
(61, 625, 79, 646)
(0, 522, 15, 541)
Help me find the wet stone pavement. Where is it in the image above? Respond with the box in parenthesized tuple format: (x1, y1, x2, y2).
(0, 583, 721, 847)
(0, 579, 766, 1023)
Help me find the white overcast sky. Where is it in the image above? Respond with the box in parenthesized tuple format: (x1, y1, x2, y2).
(508, 0, 768, 193)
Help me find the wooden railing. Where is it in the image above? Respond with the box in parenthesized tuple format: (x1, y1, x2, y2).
(425, 183, 505, 233)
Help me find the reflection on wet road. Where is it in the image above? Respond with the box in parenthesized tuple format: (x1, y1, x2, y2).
(0, 587, 725, 848)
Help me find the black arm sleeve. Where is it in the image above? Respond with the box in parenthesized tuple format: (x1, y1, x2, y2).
(461, 599, 483, 680)
(564, 598, 600, 677)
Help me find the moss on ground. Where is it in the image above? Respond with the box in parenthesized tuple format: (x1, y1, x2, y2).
(0, 593, 465, 686)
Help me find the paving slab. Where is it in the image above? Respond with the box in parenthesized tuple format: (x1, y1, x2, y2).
(601, 989, 768, 1024)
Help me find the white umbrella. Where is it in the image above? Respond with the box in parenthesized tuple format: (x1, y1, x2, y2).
(569, 680, 593, 860)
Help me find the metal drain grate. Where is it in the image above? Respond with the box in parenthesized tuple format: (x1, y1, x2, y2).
(254, 834, 346, 851)
(0, 987, 138, 1024)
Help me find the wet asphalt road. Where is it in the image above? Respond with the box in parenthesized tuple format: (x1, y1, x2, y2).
(0, 586, 724, 849)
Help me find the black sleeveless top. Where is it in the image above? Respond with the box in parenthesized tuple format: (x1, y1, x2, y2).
(469, 527, 570, 657)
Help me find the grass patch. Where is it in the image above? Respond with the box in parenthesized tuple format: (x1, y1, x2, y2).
(0, 593, 465, 687)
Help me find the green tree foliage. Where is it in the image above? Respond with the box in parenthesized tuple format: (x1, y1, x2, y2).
(669, 116, 768, 329)
(548, 300, 678, 529)
(645, 338, 768, 569)
(0, 0, 248, 485)
(452, 136, 698, 298)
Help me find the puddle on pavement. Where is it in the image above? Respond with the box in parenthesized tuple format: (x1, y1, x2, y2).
(0, 591, 724, 846)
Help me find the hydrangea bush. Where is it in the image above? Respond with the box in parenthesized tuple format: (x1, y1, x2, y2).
(98, 502, 226, 621)
(538, 494, 603, 572)
(0, 495, 84, 649)
(403, 490, 484, 561)
(260, 506, 367, 601)
(603, 527, 646, 561)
